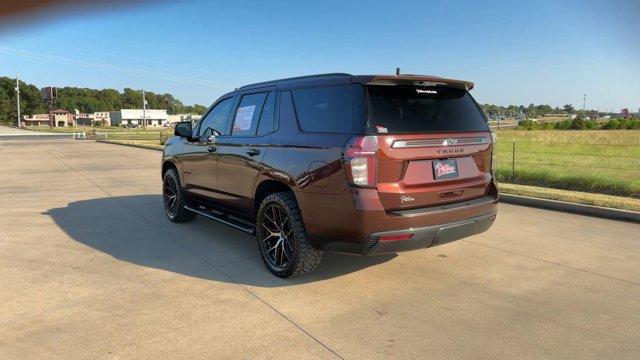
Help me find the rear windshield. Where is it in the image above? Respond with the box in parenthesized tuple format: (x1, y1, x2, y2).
(366, 85, 489, 133)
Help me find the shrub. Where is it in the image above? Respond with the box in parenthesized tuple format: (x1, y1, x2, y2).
(539, 121, 556, 130)
(517, 119, 539, 130)
(159, 131, 172, 145)
(570, 118, 586, 129)
(554, 119, 572, 130)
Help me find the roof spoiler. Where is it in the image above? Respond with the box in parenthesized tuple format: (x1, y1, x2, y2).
(358, 75, 474, 91)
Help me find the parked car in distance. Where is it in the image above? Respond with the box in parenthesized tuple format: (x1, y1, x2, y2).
(162, 73, 498, 278)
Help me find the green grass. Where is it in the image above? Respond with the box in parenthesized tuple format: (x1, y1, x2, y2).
(494, 130, 640, 198)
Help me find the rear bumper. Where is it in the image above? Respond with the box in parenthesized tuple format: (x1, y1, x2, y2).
(362, 210, 496, 255)
(307, 194, 498, 255)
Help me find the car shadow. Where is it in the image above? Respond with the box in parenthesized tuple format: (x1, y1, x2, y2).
(44, 195, 396, 287)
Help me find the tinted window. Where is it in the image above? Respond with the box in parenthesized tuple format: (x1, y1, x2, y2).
(232, 92, 267, 136)
(199, 97, 234, 137)
(292, 85, 352, 133)
(257, 92, 275, 136)
(366, 86, 488, 133)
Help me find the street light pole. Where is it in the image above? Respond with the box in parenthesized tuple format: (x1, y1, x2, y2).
(142, 86, 147, 128)
(15, 75, 21, 128)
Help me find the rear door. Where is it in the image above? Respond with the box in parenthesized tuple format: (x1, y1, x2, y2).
(366, 85, 493, 210)
(215, 89, 276, 213)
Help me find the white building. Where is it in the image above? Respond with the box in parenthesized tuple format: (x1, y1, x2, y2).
(109, 109, 168, 127)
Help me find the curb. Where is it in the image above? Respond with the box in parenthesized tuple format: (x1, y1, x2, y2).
(96, 140, 164, 151)
(499, 194, 640, 224)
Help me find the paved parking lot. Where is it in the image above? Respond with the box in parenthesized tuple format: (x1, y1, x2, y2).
(1, 138, 639, 359)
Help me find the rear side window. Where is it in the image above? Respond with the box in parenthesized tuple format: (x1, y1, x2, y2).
(232, 92, 267, 136)
(292, 85, 352, 133)
(366, 86, 489, 133)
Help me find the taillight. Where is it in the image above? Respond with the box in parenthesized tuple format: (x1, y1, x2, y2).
(490, 132, 497, 174)
(345, 135, 378, 187)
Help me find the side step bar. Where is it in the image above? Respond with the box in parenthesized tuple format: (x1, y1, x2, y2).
(184, 205, 256, 235)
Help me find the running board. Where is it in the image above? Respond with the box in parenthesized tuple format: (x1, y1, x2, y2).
(184, 205, 256, 234)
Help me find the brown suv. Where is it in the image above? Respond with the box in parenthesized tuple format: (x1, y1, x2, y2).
(162, 73, 498, 277)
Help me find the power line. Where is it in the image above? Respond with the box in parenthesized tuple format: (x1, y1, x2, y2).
(0, 46, 236, 89)
(38, 42, 257, 85)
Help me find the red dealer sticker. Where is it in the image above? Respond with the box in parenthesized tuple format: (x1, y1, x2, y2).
(433, 159, 458, 180)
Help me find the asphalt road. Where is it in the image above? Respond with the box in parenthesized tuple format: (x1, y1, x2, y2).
(1, 139, 639, 359)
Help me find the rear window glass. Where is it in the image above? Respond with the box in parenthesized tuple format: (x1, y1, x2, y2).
(366, 86, 488, 133)
(292, 85, 352, 133)
(232, 92, 267, 136)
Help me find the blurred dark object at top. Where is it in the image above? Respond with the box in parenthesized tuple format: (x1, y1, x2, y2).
(0, 0, 152, 24)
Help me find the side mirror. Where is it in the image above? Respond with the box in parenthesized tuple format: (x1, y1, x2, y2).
(174, 121, 192, 138)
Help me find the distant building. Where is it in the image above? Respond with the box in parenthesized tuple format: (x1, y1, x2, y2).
(21, 114, 50, 127)
(21, 109, 73, 127)
(76, 112, 111, 126)
(93, 112, 111, 126)
(109, 109, 168, 127)
(167, 113, 202, 125)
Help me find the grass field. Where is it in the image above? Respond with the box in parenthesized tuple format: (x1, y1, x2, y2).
(26, 126, 168, 141)
(494, 130, 640, 198)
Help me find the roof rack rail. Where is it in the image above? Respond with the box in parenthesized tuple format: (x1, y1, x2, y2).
(239, 73, 352, 89)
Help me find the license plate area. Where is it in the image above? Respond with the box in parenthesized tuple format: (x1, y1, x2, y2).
(433, 159, 459, 180)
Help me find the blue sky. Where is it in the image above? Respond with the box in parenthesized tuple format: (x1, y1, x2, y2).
(1, 0, 638, 111)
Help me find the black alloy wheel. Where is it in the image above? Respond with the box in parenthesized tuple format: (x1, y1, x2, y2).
(162, 168, 196, 223)
(261, 203, 294, 270)
(256, 192, 322, 278)
(163, 174, 179, 218)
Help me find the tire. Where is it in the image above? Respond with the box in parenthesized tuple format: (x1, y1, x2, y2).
(162, 168, 196, 223)
(256, 192, 323, 278)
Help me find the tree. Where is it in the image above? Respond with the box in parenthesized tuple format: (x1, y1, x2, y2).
(563, 104, 575, 114)
(0, 76, 210, 125)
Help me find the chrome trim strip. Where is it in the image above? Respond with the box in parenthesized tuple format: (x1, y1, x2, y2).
(392, 137, 489, 148)
(387, 196, 497, 217)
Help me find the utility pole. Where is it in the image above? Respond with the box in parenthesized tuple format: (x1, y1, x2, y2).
(15, 75, 21, 128)
(583, 94, 586, 112)
(142, 86, 147, 128)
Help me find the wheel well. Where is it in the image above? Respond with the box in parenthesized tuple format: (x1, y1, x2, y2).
(254, 180, 293, 213)
(162, 161, 177, 179)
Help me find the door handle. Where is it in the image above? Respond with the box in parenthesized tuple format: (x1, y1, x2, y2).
(206, 146, 217, 154)
(246, 148, 260, 156)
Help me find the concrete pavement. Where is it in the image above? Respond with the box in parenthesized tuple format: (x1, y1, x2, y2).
(1, 139, 639, 359)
